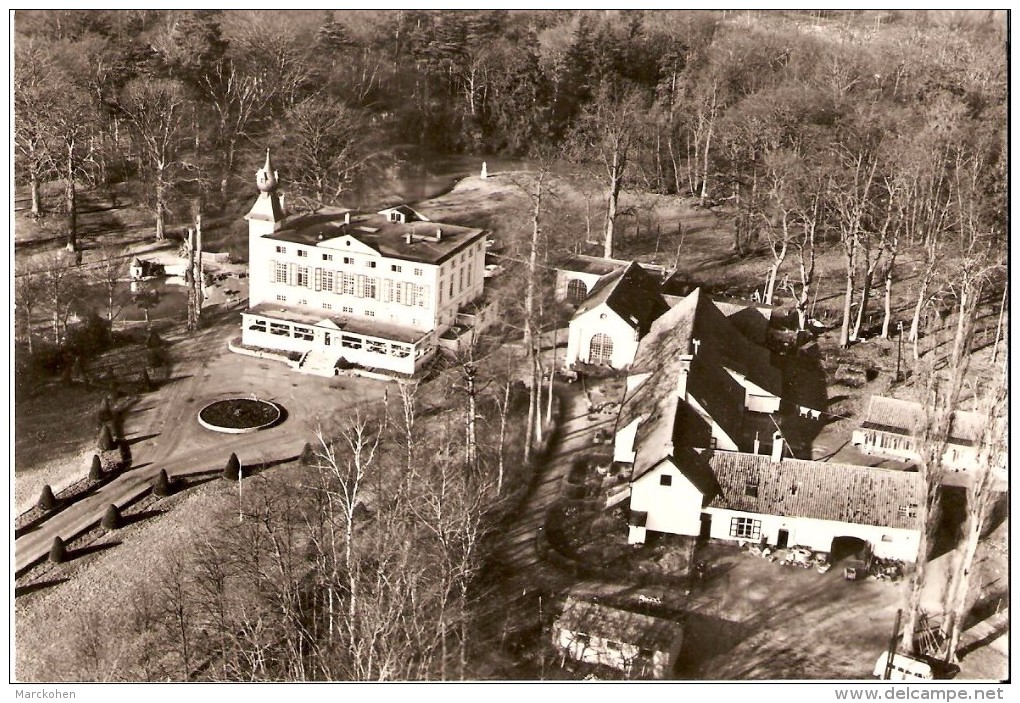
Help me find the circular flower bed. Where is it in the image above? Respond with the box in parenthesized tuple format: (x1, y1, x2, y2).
(198, 398, 282, 434)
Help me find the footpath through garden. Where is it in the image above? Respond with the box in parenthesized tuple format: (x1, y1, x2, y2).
(15, 315, 390, 575)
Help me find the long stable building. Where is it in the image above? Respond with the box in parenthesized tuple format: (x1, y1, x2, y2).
(241, 151, 487, 376)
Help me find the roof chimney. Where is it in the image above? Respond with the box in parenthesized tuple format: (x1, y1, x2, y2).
(435, 227, 443, 240)
(771, 430, 784, 463)
(405, 233, 413, 245)
(692, 338, 701, 355)
(753, 432, 760, 455)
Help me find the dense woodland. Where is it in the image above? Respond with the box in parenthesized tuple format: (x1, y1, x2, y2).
(15, 10, 1007, 342)
(14, 10, 1009, 681)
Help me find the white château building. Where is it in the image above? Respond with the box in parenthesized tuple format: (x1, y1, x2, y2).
(240, 150, 487, 376)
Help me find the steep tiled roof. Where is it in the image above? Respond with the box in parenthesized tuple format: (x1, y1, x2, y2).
(620, 288, 780, 478)
(861, 395, 985, 447)
(574, 262, 669, 335)
(705, 451, 924, 530)
(557, 596, 683, 651)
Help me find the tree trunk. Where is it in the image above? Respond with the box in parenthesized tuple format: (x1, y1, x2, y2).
(881, 262, 895, 339)
(901, 526, 931, 655)
(497, 379, 510, 494)
(186, 227, 196, 331)
(220, 140, 237, 200)
(909, 276, 930, 344)
(155, 169, 166, 241)
(604, 160, 621, 259)
(991, 280, 1007, 364)
(942, 506, 984, 662)
(839, 263, 855, 348)
(195, 214, 203, 326)
(764, 241, 787, 305)
(30, 175, 42, 217)
(524, 372, 536, 465)
(66, 143, 77, 251)
(700, 123, 712, 203)
(852, 270, 873, 341)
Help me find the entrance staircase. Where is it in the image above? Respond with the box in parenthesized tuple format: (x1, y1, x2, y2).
(297, 349, 339, 377)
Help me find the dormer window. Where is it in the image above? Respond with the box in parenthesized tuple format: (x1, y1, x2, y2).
(898, 504, 919, 518)
(744, 478, 759, 498)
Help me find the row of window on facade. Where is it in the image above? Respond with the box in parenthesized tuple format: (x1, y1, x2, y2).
(273, 243, 480, 276)
(249, 319, 414, 358)
(275, 245, 427, 275)
(866, 430, 916, 453)
(727, 515, 903, 544)
(272, 262, 432, 307)
(272, 294, 405, 322)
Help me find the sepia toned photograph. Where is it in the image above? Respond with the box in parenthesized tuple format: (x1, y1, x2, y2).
(11, 9, 1008, 686)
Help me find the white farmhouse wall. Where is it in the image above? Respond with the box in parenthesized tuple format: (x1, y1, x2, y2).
(629, 461, 703, 543)
(704, 507, 921, 562)
(852, 428, 986, 476)
(614, 417, 642, 464)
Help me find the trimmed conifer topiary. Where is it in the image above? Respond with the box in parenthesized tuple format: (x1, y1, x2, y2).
(38, 484, 57, 511)
(101, 504, 121, 530)
(49, 536, 67, 564)
(300, 442, 315, 466)
(97, 397, 113, 423)
(98, 424, 115, 451)
(118, 441, 132, 469)
(89, 454, 103, 481)
(141, 369, 154, 392)
(153, 469, 171, 497)
(224, 452, 241, 481)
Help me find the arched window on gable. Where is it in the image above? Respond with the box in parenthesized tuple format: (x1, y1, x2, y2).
(567, 278, 588, 305)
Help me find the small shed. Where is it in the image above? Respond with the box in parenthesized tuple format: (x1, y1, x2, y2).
(552, 596, 683, 679)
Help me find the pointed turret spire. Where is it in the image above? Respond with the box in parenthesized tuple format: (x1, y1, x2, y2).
(256, 148, 279, 193)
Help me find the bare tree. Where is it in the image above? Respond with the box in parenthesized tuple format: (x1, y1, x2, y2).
(832, 144, 879, 348)
(14, 40, 58, 218)
(570, 85, 646, 258)
(15, 268, 42, 354)
(119, 78, 193, 241)
(940, 361, 1006, 662)
(36, 254, 84, 345)
(87, 242, 126, 323)
(280, 96, 373, 209)
(201, 60, 270, 200)
(850, 175, 898, 341)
